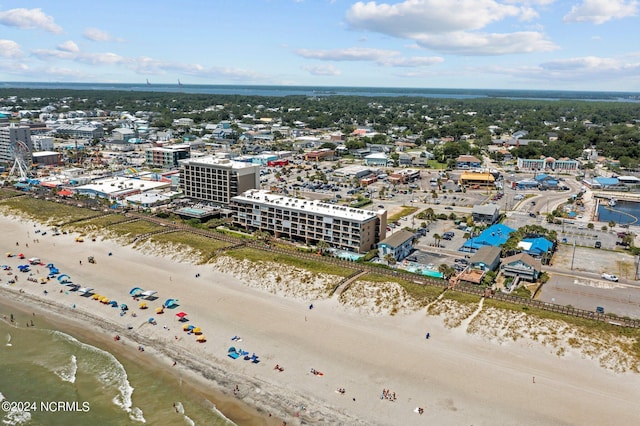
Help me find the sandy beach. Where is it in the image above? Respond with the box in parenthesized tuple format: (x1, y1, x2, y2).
(2, 212, 640, 426)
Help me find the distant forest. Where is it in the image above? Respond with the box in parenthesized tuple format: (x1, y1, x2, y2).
(2, 88, 640, 168)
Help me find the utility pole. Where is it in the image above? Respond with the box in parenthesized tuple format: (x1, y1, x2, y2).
(570, 240, 576, 270)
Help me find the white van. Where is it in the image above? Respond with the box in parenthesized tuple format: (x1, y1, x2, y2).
(601, 273, 618, 282)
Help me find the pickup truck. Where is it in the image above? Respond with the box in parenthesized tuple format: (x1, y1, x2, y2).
(601, 273, 619, 282)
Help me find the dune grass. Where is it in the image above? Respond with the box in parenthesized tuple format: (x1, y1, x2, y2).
(106, 220, 166, 238)
(359, 272, 444, 304)
(0, 197, 100, 224)
(147, 232, 232, 264)
(224, 247, 354, 277)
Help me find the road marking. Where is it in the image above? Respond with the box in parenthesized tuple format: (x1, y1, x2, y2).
(572, 278, 634, 290)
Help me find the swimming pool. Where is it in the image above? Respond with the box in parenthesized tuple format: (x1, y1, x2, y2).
(405, 266, 444, 278)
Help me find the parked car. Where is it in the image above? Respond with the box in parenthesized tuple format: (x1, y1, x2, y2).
(595, 241, 602, 249)
(601, 273, 618, 282)
(596, 306, 605, 314)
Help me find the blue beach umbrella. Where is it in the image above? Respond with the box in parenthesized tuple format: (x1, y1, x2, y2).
(164, 298, 178, 308)
(129, 287, 144, 297)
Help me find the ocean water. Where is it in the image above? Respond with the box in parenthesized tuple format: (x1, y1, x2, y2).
(597, 200, 640, 225)
(1, 82, 639, 102)
(0, 304, 234, 426)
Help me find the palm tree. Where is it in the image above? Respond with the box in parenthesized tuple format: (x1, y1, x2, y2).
(384, 253, 396, 265)
(433, 233, 441, 247)
(316, 240, 329, 255)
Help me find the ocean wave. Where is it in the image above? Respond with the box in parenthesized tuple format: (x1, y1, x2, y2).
(5, 333, 11, 347)
(53, 354, 77, 383)
(204, 399, 236, 426)
(48, 330, 146, 423)
(175, 402, 195, 426)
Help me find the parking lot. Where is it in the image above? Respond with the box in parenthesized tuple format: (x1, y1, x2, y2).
(539, 243, 640, 316)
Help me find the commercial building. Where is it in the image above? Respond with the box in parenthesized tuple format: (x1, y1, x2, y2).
(516, 157, 579, 172)
(55, 122, 104, 139)
(145, 145, 190, 168)
(179, 156, 260, 204)
(230, 189, 387, 253)
(388, 169, 420, 184)
(459, 171, 495, 188)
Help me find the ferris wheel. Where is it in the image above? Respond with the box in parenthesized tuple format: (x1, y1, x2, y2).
(8, 139, 32, 181)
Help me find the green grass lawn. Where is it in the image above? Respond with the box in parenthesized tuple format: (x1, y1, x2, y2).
(388, 206, 419, 223)
(224, 247, 355, 277)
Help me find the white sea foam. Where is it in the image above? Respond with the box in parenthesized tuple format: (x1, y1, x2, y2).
(205, 400, 236, 425)
(5, 333, 11, 347)
(49, 330, 146, 423)
(54, 354, 77, 383)
(1, 408, 32, 425)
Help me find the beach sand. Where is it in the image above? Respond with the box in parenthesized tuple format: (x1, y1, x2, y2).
(2, 213, 640, 425)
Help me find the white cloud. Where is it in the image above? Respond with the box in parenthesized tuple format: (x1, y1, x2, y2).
(296, 47, 397, 61)
(295, 47, 443, 67)
(485, 55, 640, 85)
(378, 56, 443, 67)
(0, 8, 62, 33)
(346, 0, 521, 36)
(541, 56, 622, 71)
(31, 47, 126, 66)
(563, 0, 638, 24)
(58, 41, 79, 53)
(414, 31, 557, 55)
(345, 0, 556, 55)
(0, 39, 22, 58)
(83, 27, 121, 42)
(301, 64, 342, 76)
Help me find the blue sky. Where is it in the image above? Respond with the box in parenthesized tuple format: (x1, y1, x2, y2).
(0, 0, 639, 91)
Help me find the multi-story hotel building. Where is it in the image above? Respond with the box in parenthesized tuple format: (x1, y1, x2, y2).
(179, 156, 260, 204)
(230, 189, 387, 253)
(145, 145, 190, 168)
(0, 124, 32, 164)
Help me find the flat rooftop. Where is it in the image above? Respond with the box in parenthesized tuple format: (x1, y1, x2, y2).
(179, 156, 258, 169)
(234, 189, 381, 222)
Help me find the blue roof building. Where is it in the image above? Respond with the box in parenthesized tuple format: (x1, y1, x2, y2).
(460, 223, 515, 252)
(518, 237, 553, 257)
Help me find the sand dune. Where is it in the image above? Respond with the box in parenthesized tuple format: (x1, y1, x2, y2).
(2, 213, 640, 425)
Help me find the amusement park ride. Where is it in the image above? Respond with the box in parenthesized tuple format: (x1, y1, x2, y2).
(7, 139, 31, 181)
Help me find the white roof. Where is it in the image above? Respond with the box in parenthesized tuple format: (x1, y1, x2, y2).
(365, 152, 388, 159)
(76, 176, 168, 195)
(234, 190, 379, 222)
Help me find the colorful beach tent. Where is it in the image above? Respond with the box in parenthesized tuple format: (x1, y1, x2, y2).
(57, 274, 71, 283)
(164, 298, 178, 308)
(129, 287, 144, 297)
(196, 335, 206, 343)
(175, 312, 187, 318)
(193, 327, 202, 335)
